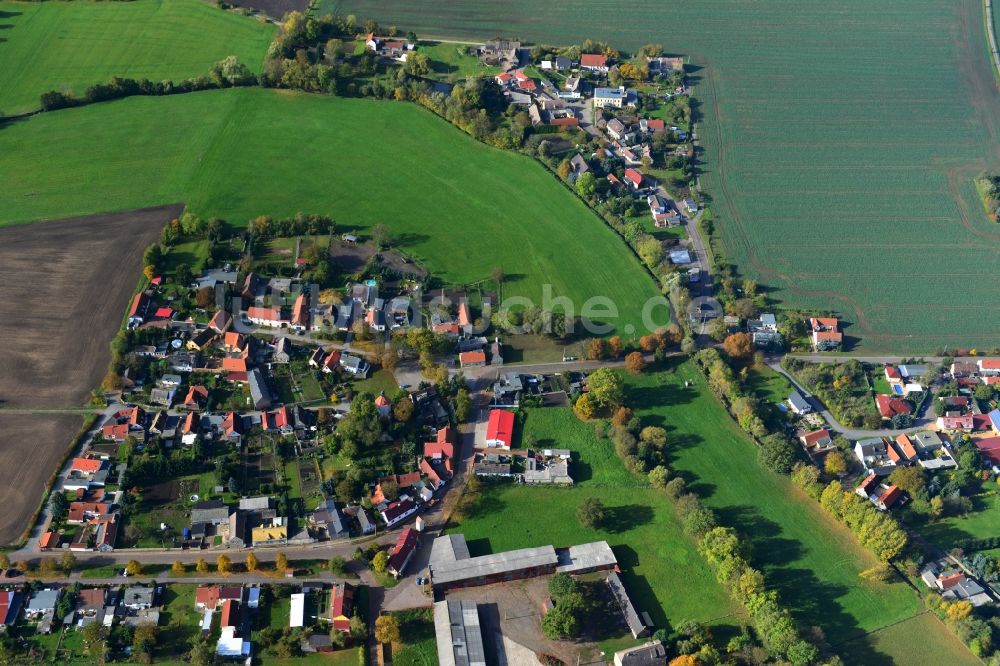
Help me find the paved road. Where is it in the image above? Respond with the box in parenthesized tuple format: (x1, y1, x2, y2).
(787, 353, 945, 365)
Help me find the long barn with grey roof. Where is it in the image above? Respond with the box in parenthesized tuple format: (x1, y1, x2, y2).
(428, 534, 616, 592)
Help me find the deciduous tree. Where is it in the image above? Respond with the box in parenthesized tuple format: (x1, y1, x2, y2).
(625, 351, 646, 374)
(576, 497, 605, 529)
(722, 332, 754, 367)
(374, 615, 400, 644)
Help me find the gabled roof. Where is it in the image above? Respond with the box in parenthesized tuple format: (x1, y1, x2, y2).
(623, 168, 643, 187)
(388, 527, 419, 574)
(801, 428, 832, 446)
(71, 457, 103, 474)
(581, 53, 608, 67)
(894, 434, 917, 460)
(486, 410, 515, 447)
(878, 485, 904, 508)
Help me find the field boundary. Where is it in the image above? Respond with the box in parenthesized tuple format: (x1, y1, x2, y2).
(986, 0, 1000, 81)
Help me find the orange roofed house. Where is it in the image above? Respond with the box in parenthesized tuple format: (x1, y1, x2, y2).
(809, 317, 842, 351)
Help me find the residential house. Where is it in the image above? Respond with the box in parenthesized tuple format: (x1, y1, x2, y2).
(340, 354, 370, 377)
(381, 499, 418, 529)
(128, 293, 151, 328)
(799, 428, 834, 454)
(459, 350, 487, 367)
(247, 306, 285, 328)
(892, 434, 919, 463)
(388, 527, 419, 577)
(951, 361, 979, 377)
(613, 640, 667, 666)
(936, 414, 974, 432)
(874, 485, 904, 511)
(855, 472, 880, 498)
(570, 153, 590, 177)
(322, 349, 342, 374)
(606, 117, 629, 141)
(328, 582, 354, 632)
(0, 591, 22, 630)
(486, 409, 515, 449)
(25, 589, 59, 616)
(593, 86, 626, 108)
(192, 500, 230, 527)
(748, 314, 779, 346)
(309, 499, 349, 541)
(854, 438, 895, 474)
(978, 359, 1000, 376)
(124, 587, 155, 611)
(787, 392, 812, 416)
(639, 117, 666, 134)
(273, 337, 292, 363)
(623, 168, 644, 190)
(248, 368, 272, 409)
(479, 38, 520, 67)
(875, 394, 912, 420)
(308, 347, 326, 368)
(183, 385, 209, 411)
(809, 317, 842, 350)
(682, 197, 698, 214)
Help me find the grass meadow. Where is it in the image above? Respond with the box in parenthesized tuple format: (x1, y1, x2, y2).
(920, 488, 1000, 549)
(0, 88, 660, 335)
(0, 0, 275, 115)
(335, 0, 1000, 351)
(624, 360, 977, 664)
(448, 408, 743, 652)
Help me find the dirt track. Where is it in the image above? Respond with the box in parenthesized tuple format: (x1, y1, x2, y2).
(0, 204, 180, 543)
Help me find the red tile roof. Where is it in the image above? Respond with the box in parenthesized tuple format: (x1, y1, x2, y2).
(857, 472, 880, 495)
(424, 426, 455, 459)
(292, 293, 308, 327)
(459, 350, 486, 365)
(222, 357, 248, 373)
(220, 599, 238, 629)
(581, 53, 608, 67)
(154, 307, 174, 319)
(550, 117, 580, 127)
(184, 385, 209, 407)
(39, 531, 58, 549)
(884, 365, 901, 380)
(809, 317, 839, 330)
(878, 485, 903, 509)
(801, 428, 831, 447)
(624, 168, 643, 187)
(209, 309, 231, 332)
(646, 118, 665, 130)
(979, 359, 1000, 370)
(975, 436, 1000, 465)
(330, 583, 354, 632)
(486, 409, 515, 448)
(129, 293, 149, 318)
(875, 394, 911, 419)
(71, 457, 103, 474)
(224, 331, 247, 350)
(388, 527, 419, 574)
(894, 434, 917, 460)
(247, 306, 281, 322)
(458, 303, 471, 327)
(196, 586, 220, 609)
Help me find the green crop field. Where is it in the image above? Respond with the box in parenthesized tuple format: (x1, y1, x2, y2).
(0, 0, 275, 115)
(0, 88, 661, 335)
(448, 408, 742, 648)
(625, 360, 978, 664)
(838, 612, 983, 666)
(335, 0, 1000, 351)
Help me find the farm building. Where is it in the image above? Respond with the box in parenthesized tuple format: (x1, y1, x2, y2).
(485, 410, 515, 449)
(434, 600, 487, 666)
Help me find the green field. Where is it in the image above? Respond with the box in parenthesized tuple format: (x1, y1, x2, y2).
(838, 612, 983, 666)
(449, 408, 742, 648)
(418, 41, 501, 82)
(921, 489, 1000, 549)
(0, 88, 660, 335)
(335, 0, 1000, 351)
(624, 360, 977, 664)
(0, 0, 274, 115)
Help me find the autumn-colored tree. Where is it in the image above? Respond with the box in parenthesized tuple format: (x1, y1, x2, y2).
(124, 560, 142, 576)
(171, 560, 185, 576)
(38, 557, 58, 577)
(196, 557, 209, 574)
(639, 334, 658, 353)
(574, 393, 596, 420)
(587, 337, 610, 360)
(195, 287, 214, 309)
(611, 406, 633, 427)
(275, 552, 288, 573)
(888, 466, 925, 496)
(216, 554, 232, 574)
(608, 336, 624, 359)
(374, 615, 401, 644)
(372, 550, 389, 574)
(669, 655, 698, 666)
(824, 451, 847, 477)
(625, 351, 646, 375)
(722, 332, 754, 366)
(245, 552, 258, 572)
(380, 349, 398, 372)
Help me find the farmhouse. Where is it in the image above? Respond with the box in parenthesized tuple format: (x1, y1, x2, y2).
(246, 306, 285, 327)
(748, 314, 779, 346)
(580, 53, 610, 72)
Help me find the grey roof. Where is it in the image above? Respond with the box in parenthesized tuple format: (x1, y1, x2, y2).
(248, 368, 271, 408)
(614, 640, 667, 666)
(26, 589, 60, 612)
(434, 600, 487, 666)
(898, 364, 928, 379)
(124, 587, 155, 607)
(555, 541, 617, 573)
(607, 571, 649, 638)
(356, 507, 374, 533)
(430, 543, 557, 587)
(595, 87, 625, 98)
(787, 392, 811, 412)
(191, 501, 230, 525)
(912, 430, 943, 450)
(239, 496, 274, 511)
(430, 534, 472, 568)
